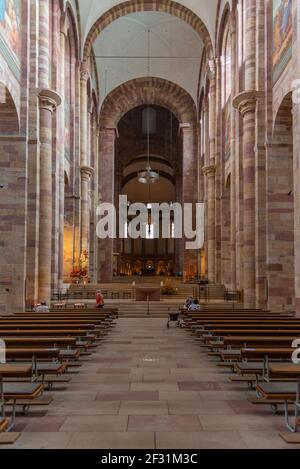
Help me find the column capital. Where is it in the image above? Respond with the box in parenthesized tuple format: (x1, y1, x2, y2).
(39, 89, 61, 112)
(80, 166, 94, 180)
(232, 90, 264, 117)
(99, 126, 119, 139)
(179, 123, 194, 136)
(202, 165, 216, 177)
(80, 63, 90, 82)
(60, 23, 68, 39)
(208, 59, 216, 80)
(265, 141, 291, 149)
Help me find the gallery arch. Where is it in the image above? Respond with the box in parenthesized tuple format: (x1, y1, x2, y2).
(267, 93, 295, 311)
(115, 105, 180, 277)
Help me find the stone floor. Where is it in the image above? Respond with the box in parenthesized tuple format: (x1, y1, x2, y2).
(3, 318, 300, 449)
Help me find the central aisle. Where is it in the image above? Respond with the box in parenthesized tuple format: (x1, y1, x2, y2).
(7, 319, 298, 449)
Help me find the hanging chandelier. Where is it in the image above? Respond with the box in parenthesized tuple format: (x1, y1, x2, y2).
(138, 164, 159, 184)
(138, 27, 159, 185)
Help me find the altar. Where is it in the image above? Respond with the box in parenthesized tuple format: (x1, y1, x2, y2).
(135, 287, 161, 302)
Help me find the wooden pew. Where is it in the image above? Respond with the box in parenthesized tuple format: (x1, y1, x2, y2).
(181, 310, 300, 441)
(266, 364, 300, 439)
(5, 347, 60, 379)
(203, 329, 300, 337)
(0, 418, 9, 433)
(0, 329, 98, 338)
(0, 324, 95, 331)
(223, 336, 298, 348)
(0, 364, 39, 433)
(0, 320, 105, 326)
(0, 307, 118, 441)
(3, 383, 44, 428)
(12, 317, 113, 330)
(1, 337, 77, 348)
(241, 347, 294, 361)
(202, 324, 300, 332)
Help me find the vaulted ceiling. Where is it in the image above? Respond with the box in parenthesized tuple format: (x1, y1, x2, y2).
(93, 11, 203, 103)
(77, 1, 220, 44)
(67, 1, 232, 104)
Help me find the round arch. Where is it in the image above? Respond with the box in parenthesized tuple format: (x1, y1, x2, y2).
(272, 92, 293, 139)
(0, 83, 20, 134)
(61, 1, 80, 60)
(83, 0, 213, 61)
(216, 2, 231, 57)
(99, 77, 197, 129)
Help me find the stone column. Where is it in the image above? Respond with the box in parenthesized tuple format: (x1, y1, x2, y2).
(232, 0, 259, 308)
(203, 105, 210, 278)
(98, 128, 117, 282)
(38, 0, 50, 89)
(181, 123, 197, 280)
(79, 64, 89, 253)
(80, 166, 94, 253)
(208, 60, 217, 283)
(293, 8, 300, 315)
(174, 173, 183, 276)
(233, 93, 261, 308)
(294, 105, 300, 315)
(73, 61, 81, 266)
(58, 28, 66, 287)
(230, 16, 237, 290)
(38, 90, 61, 302)
(213, 58, 222, 284)
(37, 0, 61, 303)
(92, 127, 100, 282)
(255, 0, 267, 308)
(203, 165, 216, 282)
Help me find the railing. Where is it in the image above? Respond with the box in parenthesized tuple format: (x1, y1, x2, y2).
(53, 287, 191, 302)
(51, 289, 134, 302)
(191, 286, 244, 305)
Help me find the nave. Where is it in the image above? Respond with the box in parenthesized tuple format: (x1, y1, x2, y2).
(2, 318, 299, 449)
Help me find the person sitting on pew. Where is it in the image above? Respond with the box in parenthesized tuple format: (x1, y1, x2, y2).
(184, 297, 193, 310)
(188, 299, 203, 312)
(96, 290, 105, 309)
(35, 301, 50, 313)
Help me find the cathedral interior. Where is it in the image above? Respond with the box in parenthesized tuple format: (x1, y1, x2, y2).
(0, 0, 300, 452)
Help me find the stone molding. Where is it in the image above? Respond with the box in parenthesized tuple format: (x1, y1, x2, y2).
(39, 89, 61, 113)
(179, 122, 194, 136)
(208, 59, 216, 80)
(80, 166, 94, 181)
(99, 126, 119, 139)
(80, 63, 90, 82)
(203, 165, 217, 177)
(232, 90, 264, 117)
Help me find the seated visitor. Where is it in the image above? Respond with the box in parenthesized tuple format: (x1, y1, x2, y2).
(184, 296, 193, 309)
(188, 299, 202, 311)
(96, 290, 105, 309)
(35, 301, 50, 313)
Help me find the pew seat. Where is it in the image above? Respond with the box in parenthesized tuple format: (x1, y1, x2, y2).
(0, 418, 9, 433)
(3, 383, 44, 401)
(59, 349, 81, 360)
(256, 382, 297, 400)
(235, 362, 264, 374)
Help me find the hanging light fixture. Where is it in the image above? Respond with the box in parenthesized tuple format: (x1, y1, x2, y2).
(138, 26, 159, 185)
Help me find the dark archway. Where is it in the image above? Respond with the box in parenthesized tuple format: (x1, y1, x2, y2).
(267, 93, 294, 311)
